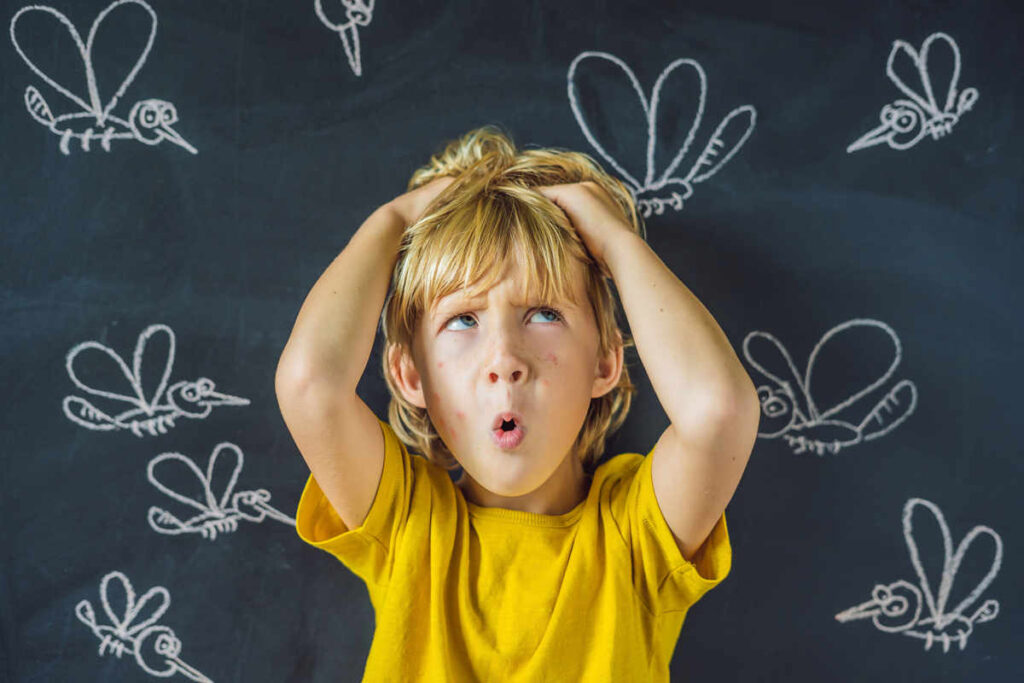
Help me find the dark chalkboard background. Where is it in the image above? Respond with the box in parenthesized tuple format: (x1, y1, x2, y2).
(3, 0, 1022, 681)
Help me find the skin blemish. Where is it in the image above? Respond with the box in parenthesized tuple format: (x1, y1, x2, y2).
(544, 352, 559, 365)
(437, 361, 444, 368)
(455, 410, 465, 420)
(440, 416, 456, 440)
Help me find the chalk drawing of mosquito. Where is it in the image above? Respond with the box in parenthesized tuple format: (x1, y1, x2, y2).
(847, 31, 978, 153)
(147, 442, 296, 540)
(63, 323, 249, 437)
(75, 570, 213, 681)
(9, 0, 197, 155)
(567, 51, 755, 218)
(742, 318, 917, 456)
(314, 0, 375, 77)
(835, 497, 1001, 652)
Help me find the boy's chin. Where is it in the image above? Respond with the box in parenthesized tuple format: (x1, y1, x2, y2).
(457, 460, 561, 499)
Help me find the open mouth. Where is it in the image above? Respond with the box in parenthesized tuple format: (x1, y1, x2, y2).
(490, 411, 526, 449)
(491, 411, 525, 431)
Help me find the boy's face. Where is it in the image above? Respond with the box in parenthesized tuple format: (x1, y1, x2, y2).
(393, 255, 622, 511)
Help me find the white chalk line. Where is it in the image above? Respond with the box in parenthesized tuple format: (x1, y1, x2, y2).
(835, 497, 1001, 652)
(75, 570, 213, 681)
(10, 0, 197, 154)
(848, 31, 977, 153)
(314, 0, 375, 77)
(63, 323, 249, 437)
(568, 50, 756, 217)
(147, 442, 296, 540)
(742, 318, 917, 455)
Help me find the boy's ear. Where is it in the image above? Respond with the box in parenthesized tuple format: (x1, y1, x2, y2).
(389, 343, 428, 409)
(591, 330, 624, 399)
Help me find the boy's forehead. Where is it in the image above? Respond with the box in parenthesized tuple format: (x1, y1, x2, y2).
(433, 287, 551, 310)
(430, 272, 582, 312)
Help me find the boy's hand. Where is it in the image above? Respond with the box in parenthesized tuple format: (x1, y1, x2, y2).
(389, 176, 456, 226)
(536, 181, 635, 278)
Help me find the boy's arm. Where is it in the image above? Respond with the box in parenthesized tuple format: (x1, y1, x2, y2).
(277, 204, 405, 390)
(606, 230, 761, 562)
(275, 177, 453, 531)
(274, 203, 405, 530)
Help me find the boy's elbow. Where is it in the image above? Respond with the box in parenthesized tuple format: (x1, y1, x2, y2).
(275, 346, 357, 413)
(732, 382, 761, 444)
(704, 379, 760, 425)
(740, 381, 761, 432)
(708, 383, 761, 457)
(275, 347, 318, 405)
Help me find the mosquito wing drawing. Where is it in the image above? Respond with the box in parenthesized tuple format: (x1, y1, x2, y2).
(75, 570, 213, 681)
(62, 323, 249, 437)
(147, 442, 296, 540)
(9, 0, 197, 155)
(742, 318, 917, 455)
(835, 497, 1001, 652)
(568, 51, 756, 217)
(848, 31, 977, 153)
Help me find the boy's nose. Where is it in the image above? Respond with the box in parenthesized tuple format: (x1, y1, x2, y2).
(487, 346, 528, 384)
(489, 368, 524, 384)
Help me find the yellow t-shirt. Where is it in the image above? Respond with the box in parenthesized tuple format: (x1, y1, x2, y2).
(296, 418, 731, 682)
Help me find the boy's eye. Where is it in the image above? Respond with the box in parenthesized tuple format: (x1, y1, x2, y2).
(443, 307, 563, 331)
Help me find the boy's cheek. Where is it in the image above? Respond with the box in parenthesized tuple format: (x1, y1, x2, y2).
(433, 336, 472, 358)
(450, 409, 467, 441)
(436, 414, 458, 441)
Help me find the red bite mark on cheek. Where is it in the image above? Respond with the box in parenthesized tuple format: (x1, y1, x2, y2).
(439, 415, 457, 439)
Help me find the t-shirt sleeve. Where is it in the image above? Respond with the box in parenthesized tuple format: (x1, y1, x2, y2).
(614, 445, 732, 615)
(294, 418, 411, 588)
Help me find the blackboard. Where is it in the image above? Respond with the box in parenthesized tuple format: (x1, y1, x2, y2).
(2, 0, 1021, 681)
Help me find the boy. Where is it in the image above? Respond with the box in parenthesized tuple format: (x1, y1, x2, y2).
(275, 126, 760, 681)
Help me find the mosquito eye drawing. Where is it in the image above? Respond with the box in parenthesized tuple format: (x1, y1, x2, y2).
(883, 104, 918, 134)
(314, 0, 376, 77)
(139, 103, 161, 128)
(756, 385, 792, 420)
(835, 497, 1002, 652)
(75, 570, 213, 681)
(62, 323, 250, 437)
(146, 442, 296, 540)
(742, 318, 917, 456)
(568, 50, 756, 218)
(9, 0, 197, 155)
(847, 31, 978, 153)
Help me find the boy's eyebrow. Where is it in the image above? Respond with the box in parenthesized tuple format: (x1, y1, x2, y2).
(433, 295, 576, 315)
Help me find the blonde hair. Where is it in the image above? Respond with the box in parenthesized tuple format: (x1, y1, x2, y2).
(380, 125, 645, 474)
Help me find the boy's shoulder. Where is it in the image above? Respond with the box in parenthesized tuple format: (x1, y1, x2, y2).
(592, 450, 646, 484)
